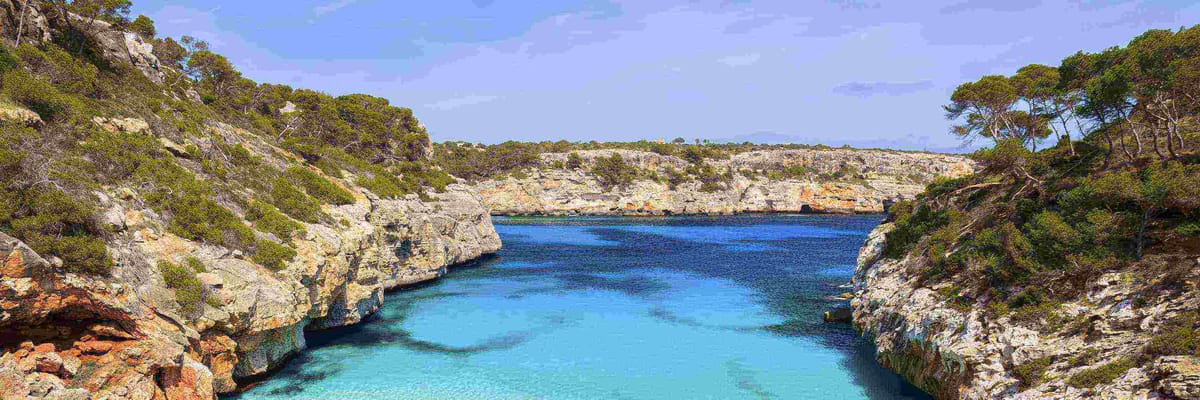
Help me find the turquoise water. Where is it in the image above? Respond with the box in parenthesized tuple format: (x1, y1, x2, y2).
(231, 215, 928, 400)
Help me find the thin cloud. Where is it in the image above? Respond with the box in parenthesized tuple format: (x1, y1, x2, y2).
(425, 95, 500, 111)
(941, 0, 1041, 14)
(718, 53, 761, 67)
(314, 0, 356, 16)
(832, 80, 934, 98)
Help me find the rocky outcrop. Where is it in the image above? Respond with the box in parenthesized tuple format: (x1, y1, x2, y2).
(474, 149, 975, 215)
(67, 14, 166, 84)
(851, 224, 1200, 399)
(1, 127, 501, 398)
(0, 0, 51, 46)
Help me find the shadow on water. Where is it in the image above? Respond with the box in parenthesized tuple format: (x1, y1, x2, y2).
(233, 215, 929, 399)
(484, 217, 929, 400)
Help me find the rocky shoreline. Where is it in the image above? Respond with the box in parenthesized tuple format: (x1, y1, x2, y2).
(851, 224, 1200, 399)
(472, 149, 976, 216)
(0, 182, 501, 398)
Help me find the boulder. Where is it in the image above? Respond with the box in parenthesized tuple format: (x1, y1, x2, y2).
(92, 116, 151, 134)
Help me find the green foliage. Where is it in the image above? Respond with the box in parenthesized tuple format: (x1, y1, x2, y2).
(592, 153, 637, 189)
(0, 187, 112, 274)
(128, 15, 156, 38)
(1013, 357, 1053, 388)
(253, 239, 296, 271)
(1067, 359, 1135, 388)
(1, 69, 76, 121)
(286, 166, 355, 205)
(924, 177, 969, 198)
(770, 165, 810, 180)
(269, 177, 322, 223)
(246, 201, 306, 242)
(566, 152, 583, 169)
(158, 260, 204, 312)
(136, 161, 255, 250)
(185, 256, 206, 273)
(1145, 313, 1200, 357)
(0, 47, 19, 75)
(685, 162, 732, 193)
(883, 201, 952, 259)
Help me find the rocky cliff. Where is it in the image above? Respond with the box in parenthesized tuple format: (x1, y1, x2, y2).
(0, 166, 501, 399)
(852, 224, 1200, 399)
(473, 149, 976, 215)
(0, 4, 502, 398)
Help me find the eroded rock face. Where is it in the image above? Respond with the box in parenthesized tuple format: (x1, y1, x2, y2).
(851, 224, 1200, 399)
(0, 0, 52, 45)
(474, 149, 976, 215)
(0, 232, 192, 399)
(2, 128, 500, 398)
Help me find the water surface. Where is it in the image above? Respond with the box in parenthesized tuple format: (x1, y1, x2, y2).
(232, 215, 928, 400)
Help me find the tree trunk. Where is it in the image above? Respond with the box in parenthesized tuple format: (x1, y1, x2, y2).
(1135, 207, 1152, 261)
(15, 0, 28, 43)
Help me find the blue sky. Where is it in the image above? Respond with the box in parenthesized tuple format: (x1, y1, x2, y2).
(133, 0, 1200, 152)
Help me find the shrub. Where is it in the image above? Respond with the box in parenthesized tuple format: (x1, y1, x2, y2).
(269, 177, 322, 223)
(1, 69, 74, 121)
(1, 188, 112, 274)
(0, 46, 19, 74)
(1145, 313, 1200, 357)
(246, 201, 306, 241)
(1067, 359, 1134, 388)
(1013, 357, 1053, 388)
(566, 152, 583, 169)
(592, 153, 636, 189)
(137, 161, 255, 250)
(185, 256, 206, 273)
(883, 201, 951, 259)
(129, 15, 156, 39)
(286, 166, 355, 205)
(253, 238, 296, 271)
(158, 260, 204, 312)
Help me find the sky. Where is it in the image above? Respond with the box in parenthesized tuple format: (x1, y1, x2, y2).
(132, 0, 1200, 152)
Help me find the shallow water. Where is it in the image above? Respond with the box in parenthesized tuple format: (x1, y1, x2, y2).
(231, 215, 929, 400)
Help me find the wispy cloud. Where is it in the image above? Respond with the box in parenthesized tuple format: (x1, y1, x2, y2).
(832, 80, 934, 97)
(425, 95, 500, 111)
(313, 0, 356, 16)
(718, 53, 761, 67)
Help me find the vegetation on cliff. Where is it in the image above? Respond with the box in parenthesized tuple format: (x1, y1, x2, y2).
(880, 24, 1200, 394)
(434, 139, 904, 183)
(0, 0, 446, 276)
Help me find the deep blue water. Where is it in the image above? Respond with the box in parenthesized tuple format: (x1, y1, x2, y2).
(231, 215, 929, 400)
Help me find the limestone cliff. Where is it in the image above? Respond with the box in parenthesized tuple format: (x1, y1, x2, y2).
(852, 224, 1200, 399)
(0, 4, 502, 397)
(473, 149, 976, 215)
(1, 168, 500, 398)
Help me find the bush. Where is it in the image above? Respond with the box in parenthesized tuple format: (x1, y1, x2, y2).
(1013, 357, 1053, 388)
(246, 201, 306, 242)
(253, 238, 296, 271)
(592, 153, 636, 189)
(1, 188, 112, 274)
(185, 256, 206, 273)
(269, 177, 322, 223)
(566, 152, 583, 169)
(0, 46, 19, 74)
(1067, 359, 1134, 388)
(883, 201, 951, 259)
(1145, 313, 1199, 357)
(1, 69, 74, 121)
(286, 166, 355, 205)
(158, 260, 204, 312)
(129, 15, 156, 39)
(137, 161, 255, 250)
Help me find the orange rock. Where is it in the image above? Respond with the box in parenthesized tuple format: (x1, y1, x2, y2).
(33, 343, 55, 353)
(78, 340, 115, 354)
